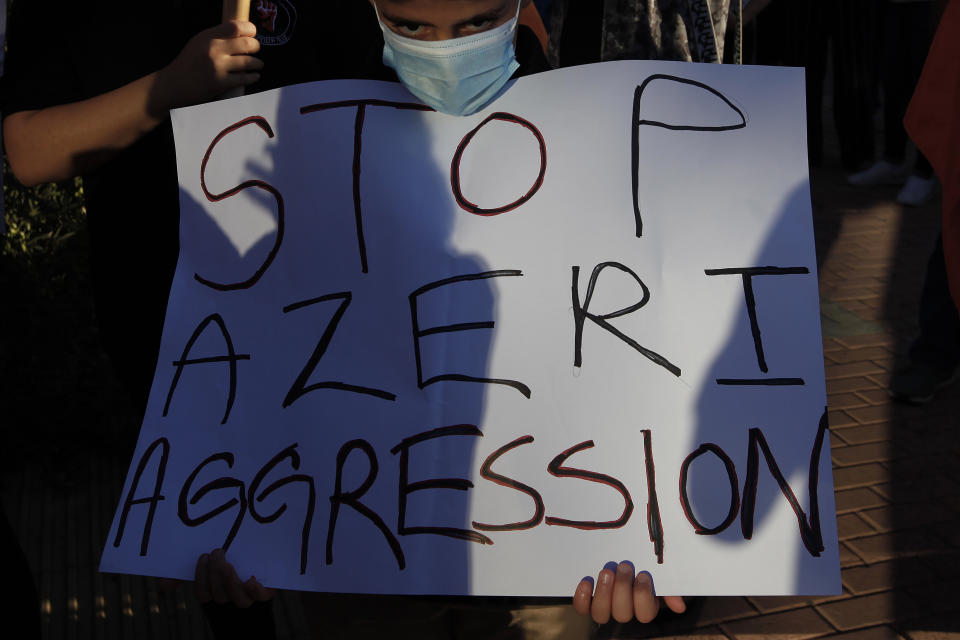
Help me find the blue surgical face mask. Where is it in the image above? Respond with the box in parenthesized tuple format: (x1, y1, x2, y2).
(376, 2, 522, 116)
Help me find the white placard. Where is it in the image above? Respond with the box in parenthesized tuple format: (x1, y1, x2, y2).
(101, 61, 839, 597)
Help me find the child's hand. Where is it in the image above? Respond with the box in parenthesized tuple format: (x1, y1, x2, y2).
(155, 20, 263, 110)
(572, 561, 686, 624)
(194, 548, 275, 608)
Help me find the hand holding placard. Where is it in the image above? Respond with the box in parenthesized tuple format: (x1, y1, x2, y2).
(154, 19, 262, 109)
(573, 562, 686, 624)
(221, 0, 253, 100)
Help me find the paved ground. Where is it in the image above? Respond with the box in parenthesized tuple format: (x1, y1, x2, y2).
(2, 109, 958, 640)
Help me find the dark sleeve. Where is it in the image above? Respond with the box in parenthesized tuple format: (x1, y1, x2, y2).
(2, 0, 83, 115)
(515, 25, 553, 76)
(248, 0, 394, 92)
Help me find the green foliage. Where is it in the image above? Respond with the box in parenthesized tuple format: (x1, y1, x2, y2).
(2, 167, 87, 266)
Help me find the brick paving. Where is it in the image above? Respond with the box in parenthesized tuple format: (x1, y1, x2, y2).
(3, 92, 959, 640)
(806, 163, 960, 640)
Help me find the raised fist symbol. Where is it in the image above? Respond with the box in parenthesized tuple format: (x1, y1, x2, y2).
(256, 0, 279, 32)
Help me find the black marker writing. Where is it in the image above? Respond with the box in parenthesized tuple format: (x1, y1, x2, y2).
(113, 437, 170, 556)
(391, 425, 493, 545)
(572, 263, 681, 376)
(178, 452, 247, 551)
(704, 266, 810, 385)
(247, 444, 316, 575)
(679, 443, 740, 535)
(283, 292, 396, 406)
(327, 439, 405, 569)
(716, 378, 805, 386)
(641, 429, 665, 564)
(632, 74, 746, 237)
(545, 440, 634, 530)
(409, 270, 530, 397)
(451, 112, 547, 215)
(198, 116, 285, 290)
(299, 99, 433, 273)
(472, 435, 545, 532)
(163, 313, 250, 425)
(741, 409, 828, 556)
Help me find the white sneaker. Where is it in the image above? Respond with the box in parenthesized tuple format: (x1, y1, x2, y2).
(847, 160, 910, 187)
(896, 175, 938, 206)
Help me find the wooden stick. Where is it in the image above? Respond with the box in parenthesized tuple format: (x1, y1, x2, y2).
(222, 0, 251, 22)
(222, 0, 252, 98)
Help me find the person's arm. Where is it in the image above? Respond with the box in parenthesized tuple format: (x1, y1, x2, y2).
(572, 561, 686, 624)
(3, 20, 262, 187)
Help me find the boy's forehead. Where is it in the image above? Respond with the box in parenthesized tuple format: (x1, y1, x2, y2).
(371, 0, 515, 23)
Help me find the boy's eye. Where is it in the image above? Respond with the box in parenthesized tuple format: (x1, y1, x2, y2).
(394, 21, 426, 37)
(465, 18, 494, 32)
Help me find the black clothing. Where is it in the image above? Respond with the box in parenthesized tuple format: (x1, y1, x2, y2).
(911, 235, 960, 375)
(4, 0, 220, 407)
(0, 506, 40, 639)
(881, 0, 935, 176)
(745, 0, 881, 170)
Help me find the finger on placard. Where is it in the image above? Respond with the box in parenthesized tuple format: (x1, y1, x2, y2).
(244, 577, 276, 602)
(195, 553, 212, 603)
(611, 561, 636, 623)
(208, 549, 229, 604)
(663, 595, 686, 614)
(590, 561, 618, 624)
(572, 576, 594, 616)
(632, 571, 660, 623)
(222, 560, 255, 608)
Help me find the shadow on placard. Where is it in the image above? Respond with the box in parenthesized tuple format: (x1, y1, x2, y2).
(598, 184, 833, 640)
(594, 62, 848, 636)
(687, 181, 831, 586)
(626, 76, 833, 598)
(165, 82, 524, 638)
